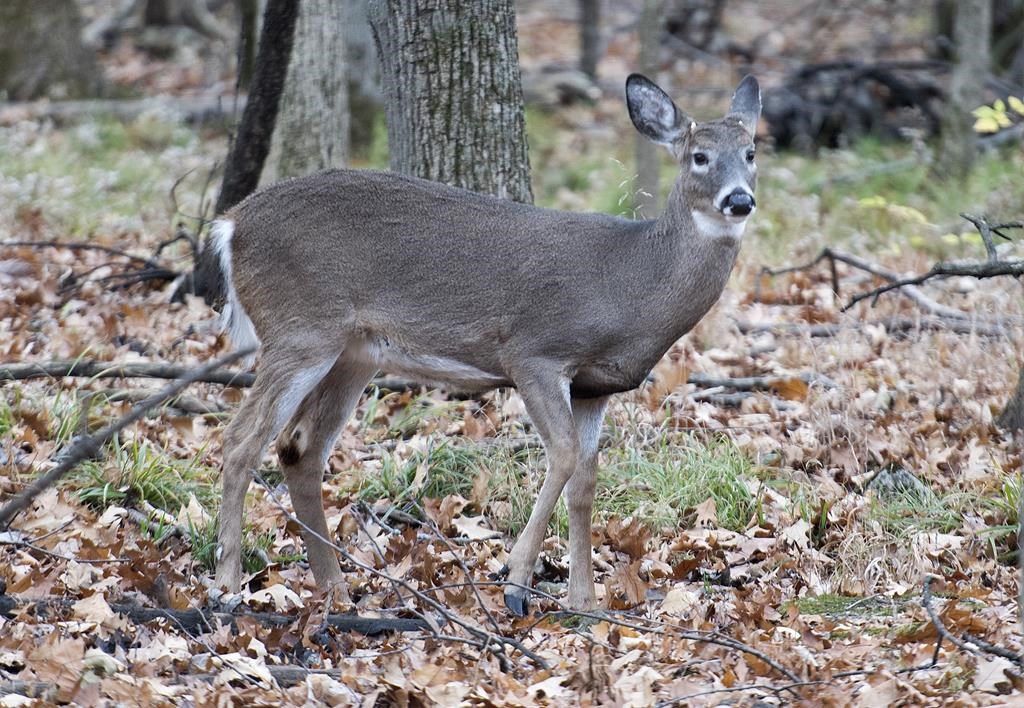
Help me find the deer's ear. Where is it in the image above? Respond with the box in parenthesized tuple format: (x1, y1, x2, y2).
(727, 75, 761, 138)
(626, 74, 689, 146)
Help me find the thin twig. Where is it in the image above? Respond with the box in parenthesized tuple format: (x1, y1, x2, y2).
(922, 576, 1023, 668)
(251, 474, 550, 670)
(656, 679, 825, 707)
(0, 240, 160, 268)
(0, 359, 418, 395)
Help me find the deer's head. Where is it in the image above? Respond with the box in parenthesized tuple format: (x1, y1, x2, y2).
(626, 73, 761, 239)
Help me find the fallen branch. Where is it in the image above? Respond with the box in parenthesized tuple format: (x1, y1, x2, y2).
(81, 387, 227, 416)
(0, 665, 348, 698)
(0, 239, 162, 268)
(0, 359, 416, 394)
(0, 592, 429, 636)
(736, 316, 1007, 338)
(0, 348, 255, 529)
(1, 358, 829, 401)
(922, 576, 1022, 668)
(762, 247, 976, 321)
(687, 371, 837, 392)
(844, 257, 1024, 311)
(0, 359, 255, 387)
(0, 681, 56, 700)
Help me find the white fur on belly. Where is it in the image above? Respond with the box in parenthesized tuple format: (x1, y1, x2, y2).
(355, 337, 506, 390)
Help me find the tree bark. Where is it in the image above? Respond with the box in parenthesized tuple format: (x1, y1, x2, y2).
(236, 0, 260, 90)
(998, 366, 1024, 431)
(272, 0, 348, 179)
(579, 0, 601, 81)
(633, 0, 662, 217)
(0, 0, 102, 100)
(368, 0, 533, 203)
(935, 0, 991, 180)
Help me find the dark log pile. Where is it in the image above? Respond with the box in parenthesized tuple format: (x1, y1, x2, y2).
(762, 61, 947, 150)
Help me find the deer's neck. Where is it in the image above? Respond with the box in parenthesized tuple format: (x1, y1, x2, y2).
(644, 185, 743, 334)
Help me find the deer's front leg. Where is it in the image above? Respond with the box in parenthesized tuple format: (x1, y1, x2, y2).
(564, 396, 607, 610)
(504, 372, 578, 616)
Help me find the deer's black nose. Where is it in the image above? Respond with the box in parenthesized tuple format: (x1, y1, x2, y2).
(721, 189, 755, 216)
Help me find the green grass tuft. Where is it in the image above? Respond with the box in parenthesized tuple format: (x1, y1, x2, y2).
(594, 435, 755, 532)
(71, 435, 217, 513)
(186, 520, 274, 575)
(354, 439, 540, 534)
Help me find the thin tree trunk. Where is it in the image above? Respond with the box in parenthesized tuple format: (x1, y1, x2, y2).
(579, 0, 601, 81)
(214, 0, 300, 214)
(633, 0, 662, 216)
(368, 0, 533, 203)
(236, 0, 259, 90)
(345, 0, 381, 158)
(935, 0, 991, 179)
(998, 366, 1024, 430)
(195, 0, 298, 303)
(273, 0, 348, 178)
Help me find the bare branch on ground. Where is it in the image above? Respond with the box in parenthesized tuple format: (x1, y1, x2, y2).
(0, 348, 255, 528)
(0, 592, 428, 636)
(922, 575, 1022, 668)
(736, 316, 1007, 338)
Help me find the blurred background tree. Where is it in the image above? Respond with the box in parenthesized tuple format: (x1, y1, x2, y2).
(0, 0, 103, 100)
(270, 0, 349, 180)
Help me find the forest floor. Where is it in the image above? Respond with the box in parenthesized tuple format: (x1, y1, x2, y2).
(3, 6, 1024, 707)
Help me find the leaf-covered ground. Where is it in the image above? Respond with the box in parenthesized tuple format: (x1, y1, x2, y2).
(3, 9, 1024, 705)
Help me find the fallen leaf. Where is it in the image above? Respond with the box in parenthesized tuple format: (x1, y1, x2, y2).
(694, 497, 718, 528)
(451, 515, 500, 540)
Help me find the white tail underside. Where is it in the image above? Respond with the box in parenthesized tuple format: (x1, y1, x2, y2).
(210, 219, 260, 366)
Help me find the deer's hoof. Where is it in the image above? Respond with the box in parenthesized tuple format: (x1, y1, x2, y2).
(504, 587, 530, 617)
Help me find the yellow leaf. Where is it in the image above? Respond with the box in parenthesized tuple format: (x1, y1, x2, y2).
(1009, 95, 1024, 116)
(886, 204, 928, 224)
(973, 116, 1000, 133)
(857, 195, 887, 208)
(997, 111, 1013, 128)
(993, 98, 1006, 113)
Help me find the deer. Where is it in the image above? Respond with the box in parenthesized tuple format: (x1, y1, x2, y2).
(207, 73, 760, 616)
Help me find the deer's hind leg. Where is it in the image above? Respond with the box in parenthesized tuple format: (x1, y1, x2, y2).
(275, 352, 379, 588)
(215, 344, 340, 593)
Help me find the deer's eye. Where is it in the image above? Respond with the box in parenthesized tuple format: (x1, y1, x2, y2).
(692, 152, 709, 167)
(746, 148, 756, 163)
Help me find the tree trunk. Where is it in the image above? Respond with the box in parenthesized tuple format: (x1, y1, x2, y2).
(368, 0, 533, 203)
(579, 0, 601, 81)
(0, 0, 102, 100)
(998, 366, 1024, 431)
(272, 0, 348, 179)
(236, 0, 260, 90)
(633, 0, 662, 217)
(935, 0, 991, 180)
(345, 0, 382, 158)
(193, 0, 298, 303)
